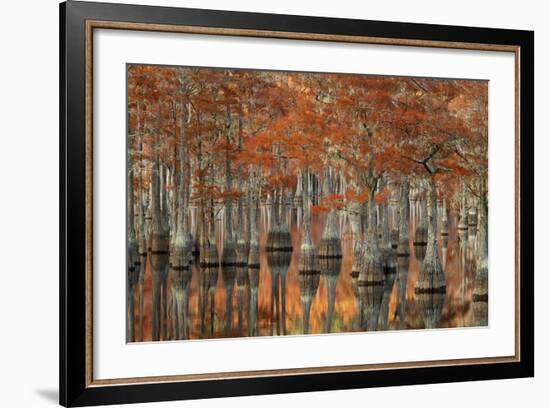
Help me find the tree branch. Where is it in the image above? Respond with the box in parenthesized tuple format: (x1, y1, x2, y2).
(465, 182, 480, 198)
(411, 78, 430, 94)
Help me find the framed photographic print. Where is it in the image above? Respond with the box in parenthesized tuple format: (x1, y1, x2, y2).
(59, 0, 534, 406)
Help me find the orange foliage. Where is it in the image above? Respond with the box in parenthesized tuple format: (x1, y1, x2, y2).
(311, 205, 330, 214)
(127, 64, 488, 208)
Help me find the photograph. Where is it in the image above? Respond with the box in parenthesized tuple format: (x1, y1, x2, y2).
(0, 0, 541, 406)
(126, 64, 489, 342)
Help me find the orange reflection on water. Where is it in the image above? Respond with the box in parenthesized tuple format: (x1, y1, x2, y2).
(132, 207, 478, 341)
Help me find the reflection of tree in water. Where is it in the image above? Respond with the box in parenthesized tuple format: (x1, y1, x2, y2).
(221, 260, 236, 336)
(319, 168, 343, 333)
(234, 128, 251, 337)
(378, 239, 397, 330)
(200, 261, 219, 338)
(170, 264, 192, 340)
(299, 168, 320, 334)
(415, 180, 446, 329)
(457, 193, 469, 326)
(378, 184, 397, 331)
(126, 66, 489, 341)
(319, 256, 342, 333)
(472, 190, 488, 327)
(266, 175, 293, 336)
(247, 170, 261, 337)
(168, 125, 194, 340)
(127, 165, 140, 342)
(198, 174, 220, 338)
(267, 250, 292, 335)
(351, 270, 363, 330)
(395, 177, 411, 329)
(133, 179, 488, 340)
(358, 232, 384, 331)
(299, 267, 320, 335)
(235, 264, 248, 337)
(350, 200, 364, 329)
(247, 264, 260, 337)
(235, 220, 249, 337)
(378, 252, 397, 330)
(149, 157, 170, 342)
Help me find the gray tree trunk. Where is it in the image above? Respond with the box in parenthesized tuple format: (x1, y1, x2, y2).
(127, 165, 140, 342)
(135, 102, 147, 341)
(378, 176, 396, 330)
(149, 107, 170, 341)
(415, 178, 446, 329)
(221, 108, 237, 336)
(358, 178, 384, 332)
(299, 167, 320, 334)
(472, 185, 488, 326)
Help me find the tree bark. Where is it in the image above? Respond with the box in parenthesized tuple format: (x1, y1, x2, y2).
(415, 178, 446, 329)
(299, 166, 320, 334)
(472, 181, 488, 326)
(127, 165, 139, 342)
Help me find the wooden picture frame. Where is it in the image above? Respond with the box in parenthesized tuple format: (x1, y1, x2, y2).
(60, 1, 534, 406)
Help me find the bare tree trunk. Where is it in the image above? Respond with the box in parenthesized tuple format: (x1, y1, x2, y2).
(221, 107, 237, 336)
(150, 105, 170, 341)
(319, 168, 342, 257)
(414, 185, 428, 263)
(415, 178, 446, 329)
(150, 160, 164, 341)
(161, 165, 172, 340)
(234, 119, 249, 336)
(236, 115, 249, 256)
(396, 176, 410, 329)
(349, 178, 363, 278)
(169, 99, 193, 340)
(319, 167, 342, 333)
(127, 165, 139, 342)
(248, 166, 260, 267)
(440, 199, 449, 271)
(378, 176, 396, 331)
(136, 102, 147, 341)
(298, 167, 320, 334)
(358, 178, 384, 332)
(472, 180, 488, 326)
(247, 166, 261, 336)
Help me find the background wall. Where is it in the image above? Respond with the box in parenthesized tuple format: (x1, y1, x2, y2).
(0, 0, 544, 407)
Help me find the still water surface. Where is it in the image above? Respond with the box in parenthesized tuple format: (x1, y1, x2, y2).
(133, 204, 480, 341)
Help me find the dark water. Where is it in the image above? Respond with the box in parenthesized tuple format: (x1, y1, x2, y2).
(132, 202, 482, 342)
